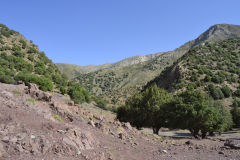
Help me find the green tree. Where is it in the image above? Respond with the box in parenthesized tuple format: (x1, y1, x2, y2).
(168, 90, 231, 138)
(117, 84, 173, 134)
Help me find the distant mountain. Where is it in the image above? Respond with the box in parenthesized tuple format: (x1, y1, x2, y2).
(57, 24, 240, 105)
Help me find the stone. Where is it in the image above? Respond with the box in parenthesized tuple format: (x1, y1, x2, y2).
(162, 150, 167, 153)
(68, 101, 74, 106)
(93, 114, 103, 121)
(57, 130, 65, 134)
(185, 140, 193, 145)
(118, 133, 125, 140)
(2, 136, 9, 143)
(122, 122, 132, 131)
(30, 135, 36, 139)
(218, 151, 224, 154)
(88, 120, 95, 127)
(224, 139, 240, 149)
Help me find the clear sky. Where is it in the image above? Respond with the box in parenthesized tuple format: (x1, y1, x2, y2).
(0, 0, 239, 65)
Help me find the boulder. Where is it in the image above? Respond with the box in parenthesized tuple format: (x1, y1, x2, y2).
(224, 139, 240, 149)
(64, 128, 98, 150)
(68, 101, 74, 106)
(88, 120, 95, 127)
(122, 122, 132, 131)
(26, 83, 52, 102)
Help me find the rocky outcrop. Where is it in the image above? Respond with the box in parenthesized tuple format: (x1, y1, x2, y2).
(25, 84, 52, 102)
(224, 139, 240, 149)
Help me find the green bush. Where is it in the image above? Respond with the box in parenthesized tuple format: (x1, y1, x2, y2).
(221, 85, 232, 98)
(68, 83, 92, 104)
(0, 75, 14, 84)
(15, 73, 53, 91)
(234, 89, 240, 97)
(117, 84, 173, 134)
(168, 90, 232, 138)
(208, 84, 224, 99)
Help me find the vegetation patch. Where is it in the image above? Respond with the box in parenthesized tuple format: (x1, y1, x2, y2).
(27, 98, 36, 104)
(52, 114, 63, 122)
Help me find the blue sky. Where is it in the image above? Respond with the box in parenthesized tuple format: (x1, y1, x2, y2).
(0, 0, 239, 65)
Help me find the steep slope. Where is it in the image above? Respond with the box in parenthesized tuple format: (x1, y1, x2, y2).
(0, 24, 91, 103)
(60, 24, 240, 105)
(145, 38, 240, 106)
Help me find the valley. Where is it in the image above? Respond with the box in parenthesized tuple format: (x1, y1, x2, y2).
(0, 23, 240, 159)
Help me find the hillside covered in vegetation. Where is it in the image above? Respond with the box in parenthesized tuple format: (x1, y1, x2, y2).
(0, 24, 91, 103)
(58, 24, 240, 106)
(147, 38, 240, 102)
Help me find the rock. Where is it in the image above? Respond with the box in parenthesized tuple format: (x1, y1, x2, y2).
(26, 83, 52, 102)
(30, 135, 36, 139)
(88, 120, 95, 127)
(2, 136, 9, 143)
(68, 101, 74, 106)
(118, 133, 125, 140)
(64, 128, 98, 150)
(224, 138, 240, 149)
(93, 114, 103, 121)
(162, 150, 167, 153)
(57, 130, 65, 134)
(17, 80, 24, 84)
(122, 122, 132, 131)
(185, 140, 193, 145)
(218, 151, 224, 154)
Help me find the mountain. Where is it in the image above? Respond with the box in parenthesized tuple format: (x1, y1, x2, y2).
(145, 38, 240, 106)
(0, 24, 91, 103)
(57, 24, 240, 105)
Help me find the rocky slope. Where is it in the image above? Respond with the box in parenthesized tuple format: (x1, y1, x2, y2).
(0, 82, 239, 160)
(57, 24, 240, 105)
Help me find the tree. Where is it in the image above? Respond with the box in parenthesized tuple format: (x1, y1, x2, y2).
(117, 84, 173, 134)
(167, 90, 232, 138)
(231, 99, 240, 127)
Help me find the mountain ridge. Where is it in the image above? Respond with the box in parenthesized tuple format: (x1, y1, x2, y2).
(57, 24, 240, 105)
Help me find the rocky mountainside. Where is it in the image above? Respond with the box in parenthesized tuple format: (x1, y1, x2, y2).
(145, 38, 240, 106)
(0, 82, 239, 160)
(0, 23, 91, 104)
(57, 24, 240, 105)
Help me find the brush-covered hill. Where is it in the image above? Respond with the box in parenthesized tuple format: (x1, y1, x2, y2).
(0, 24, 91, 103)
(146, 38, 240, 105)
(57, 24, 240, 105)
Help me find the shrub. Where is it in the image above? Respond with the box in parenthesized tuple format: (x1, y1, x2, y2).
(208, 84, 224, 99)
(68, 83, 92, 104)
(117, 84, 173, 134)
(0, 75, 14, 84)
(221, 85, 232, 98)
(27, 98, 36, 104)
(52, 114, 63, 122)
(15, 73, 53, 91)
(234, 89, 240, 97)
